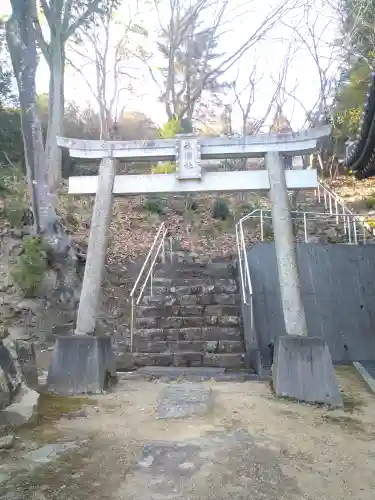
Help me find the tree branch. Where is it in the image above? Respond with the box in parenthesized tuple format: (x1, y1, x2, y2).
(64, 0, 101, 40)
(62, 0, 74, 32)
(40, 0, 54, 28)
(31, 0, 50, 62)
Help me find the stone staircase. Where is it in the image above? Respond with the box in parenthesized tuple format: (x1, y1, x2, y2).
(290, 188, 373, 244)
(116, 255, 246, 370)
(114, 183, 375, 372)
(292, 189, 352, 244)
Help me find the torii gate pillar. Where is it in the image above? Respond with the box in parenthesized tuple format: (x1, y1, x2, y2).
(266, 151, 308, 337)
(265, 155, 342, 407)
(75, 157, 116, 335)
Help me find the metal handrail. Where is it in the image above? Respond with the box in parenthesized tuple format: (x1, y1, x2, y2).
(317, 180, 374, 240)
(235, 217, 254, 329)
(238, 208, 369, 244)
(129, 222, 168, 351)
(235, 179, 374, 325)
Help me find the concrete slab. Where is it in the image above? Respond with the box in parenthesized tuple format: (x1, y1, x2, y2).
(272, 336, 342, 407)
(22, 442, 79, 467)
(157, 383, 212, 419)
(136, 442, 203, 476)
(113, 430, 299, 500)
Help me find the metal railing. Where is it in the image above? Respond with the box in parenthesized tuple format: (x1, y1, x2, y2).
(235, 219, 254, 330)
(238, 208, 370, 244)
(235, 179, 375, 328)
(316, 180, 375, 241)
(129, 222, 169, 351)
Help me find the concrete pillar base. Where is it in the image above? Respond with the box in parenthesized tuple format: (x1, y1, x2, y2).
(47, 336, 117, 395)
(272, 336, 342, 407)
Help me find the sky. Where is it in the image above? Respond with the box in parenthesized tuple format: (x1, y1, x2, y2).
(0, 0, 341, 131)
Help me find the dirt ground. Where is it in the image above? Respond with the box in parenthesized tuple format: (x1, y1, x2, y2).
(1, 366, 375, 500)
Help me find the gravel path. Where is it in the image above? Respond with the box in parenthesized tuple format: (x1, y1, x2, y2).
(1, 366, 375, 499)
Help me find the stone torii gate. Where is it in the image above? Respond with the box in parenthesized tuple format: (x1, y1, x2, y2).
(47, 126, 342, 406)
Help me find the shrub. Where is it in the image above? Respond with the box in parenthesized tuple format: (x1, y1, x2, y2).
(3, 197, 27, 227)
(185, 196, 198, 211)
(364, 197, 375, 210)
(212, 198, 230, 220)
(237, 201, 258, 218)
(144, 196, 166, 215)
(157, 117, 181, 138)
(151, 162, 176, 174)
(0, 166, 28, 227)
(12, 236, 49, 297)
(263, 224, 274, 241)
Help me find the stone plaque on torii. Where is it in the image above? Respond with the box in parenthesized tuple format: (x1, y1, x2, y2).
(47, 126, 342, 406)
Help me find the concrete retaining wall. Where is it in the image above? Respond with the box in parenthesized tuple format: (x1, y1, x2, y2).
(247, 243, 375, 365)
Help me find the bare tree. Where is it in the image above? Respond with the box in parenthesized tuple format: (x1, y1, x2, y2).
(278, 2, 340, 175)
(67, 0, 143, 139)
(138, 0, 297, 125)
(282, 1, 339, 123)
(232, 45, 294, 136)
(31, 0, 112, 189)
(232, 66, 262, 135)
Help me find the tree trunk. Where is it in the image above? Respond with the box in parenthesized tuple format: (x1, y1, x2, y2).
(6, 5, 56, 234)
(46, 41, 64, 191)
(6, 3, 78, 299)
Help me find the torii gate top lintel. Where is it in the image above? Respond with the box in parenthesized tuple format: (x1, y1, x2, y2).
(60, 126, 331, 195)
(57, 125, 331, 160)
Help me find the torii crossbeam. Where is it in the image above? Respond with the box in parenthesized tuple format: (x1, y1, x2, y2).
(60, 126, 330, 196)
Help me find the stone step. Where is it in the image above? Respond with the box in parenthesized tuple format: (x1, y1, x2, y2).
(118, 367, 257, 381)
(152, 277, 237, 287)
(129, 339, 244, 354)
(171, 252, 235, 263)
(116, 351, 244, 369)
(156, 268, 235, 279)
(141, 281, 238, 303)
(140, 285, 240, 307)
(172, 281, 238, 295)
(132, 326, 242, 342)
(166, 260, 236, 270)
(135, 314, 241, 329)
(137, 303, 240, 318)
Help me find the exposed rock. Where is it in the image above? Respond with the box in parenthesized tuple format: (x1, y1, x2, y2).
(0, 367, 11, 410)
(40, 268, 59, 296)
(0, 384, 39, 426)
(6, 325, 28, 340)
(0, 434, 15, 450)
(0, 324, 9, 340)
(66, 408, 87, 420)
(14, 339, 38, 389)
(14, 298, 45, 315)
(0, 339, 22, 394)
(0, 471, 10, 485)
